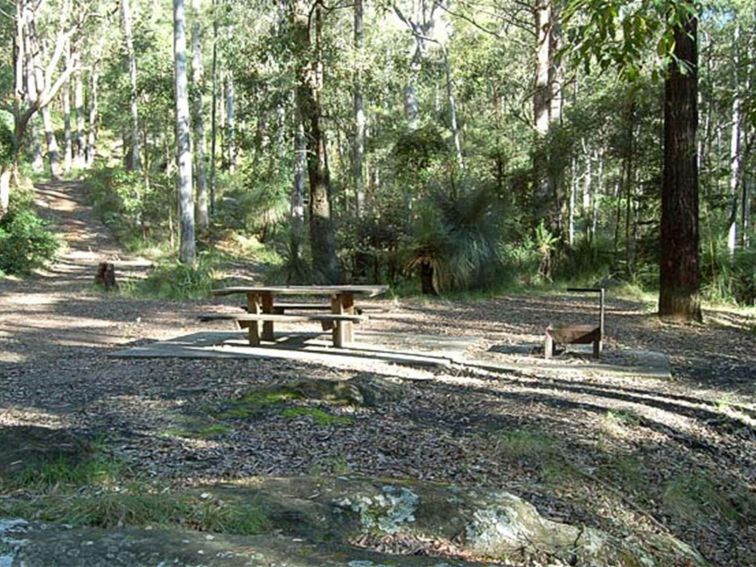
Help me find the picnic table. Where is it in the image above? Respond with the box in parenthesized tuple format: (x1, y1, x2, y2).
(205, 285, 389, 348)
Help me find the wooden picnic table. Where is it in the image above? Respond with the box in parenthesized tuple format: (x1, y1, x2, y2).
(209, 285, 389, 348)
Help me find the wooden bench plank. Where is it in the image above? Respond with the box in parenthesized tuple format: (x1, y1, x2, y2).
(199, 313, 367, 323)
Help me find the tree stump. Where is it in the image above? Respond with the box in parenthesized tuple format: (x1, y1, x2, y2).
(95, 262, 118, 290)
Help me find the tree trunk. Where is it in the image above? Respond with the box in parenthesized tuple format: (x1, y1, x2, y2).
(225, 72, 236, 172)
(727, 24, 741, 255)
(191, 0, 209, 231)
(174, 0, 196, 265)
(209, 0, 219, 215)
(443, 48, 463, 169)
(86, 64, 99, 168)
(353, 0, 365, 216)
(659, 6, 702, 322)
(74, 68, 85, 168)
(31, 115, 44, 172)
(290, 0, 340, 283)
(42, 106, 61, 178)
(533, 0, 551, 137)
(292, 120, 306, 235)
(62, 49, 73, 174)
(121, 0, 141, 172)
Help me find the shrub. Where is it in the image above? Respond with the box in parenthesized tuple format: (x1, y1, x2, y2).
(0, 209, 58, 275)
(134, 255, 218, 299)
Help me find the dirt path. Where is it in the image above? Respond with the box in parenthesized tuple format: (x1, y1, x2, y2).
(0, 179, 754, 566)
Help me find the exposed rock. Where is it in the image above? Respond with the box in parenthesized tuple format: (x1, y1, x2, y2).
(0, 519, 479, 567)
(213, 476, 706, 567)
(290, 374, 407, 407)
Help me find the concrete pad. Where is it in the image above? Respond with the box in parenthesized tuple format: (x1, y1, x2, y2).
(478, 344, 671, 380)
(109, 331, 479, 371)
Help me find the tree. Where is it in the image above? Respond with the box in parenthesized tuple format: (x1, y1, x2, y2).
(174, 0, 196, 265)
(289, 0, 340, 283)
(566, 0, 703, 322)
(120, 0, 141, 172)
(191, 0, 209, 231)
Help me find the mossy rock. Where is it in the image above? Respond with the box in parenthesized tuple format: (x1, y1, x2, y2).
(289, 374, 407, 408)
(207, 476, 706, 567)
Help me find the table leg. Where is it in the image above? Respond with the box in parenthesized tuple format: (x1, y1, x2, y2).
(331, 293, 354, 348)
(246, 293, 261, 346)
(261, 292, 275, 341)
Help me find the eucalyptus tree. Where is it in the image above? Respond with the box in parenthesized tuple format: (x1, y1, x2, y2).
(191, 0, 209, 231)
(566, 0, 703, 321)
(120, 0, 142, 171)
(174, 0, 196, 265)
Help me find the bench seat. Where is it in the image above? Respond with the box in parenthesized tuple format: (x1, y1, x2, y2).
(199, 312, 368, 347)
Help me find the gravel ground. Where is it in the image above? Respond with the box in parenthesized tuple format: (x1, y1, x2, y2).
(0, 180, 754, 566)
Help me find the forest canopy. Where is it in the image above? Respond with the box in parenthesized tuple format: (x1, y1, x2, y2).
(1, 0, 754, 314)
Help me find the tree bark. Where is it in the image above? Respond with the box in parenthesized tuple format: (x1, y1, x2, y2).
(174, 0, 196, 265)
(42, 106, 61, 178)
(121, 0, 141, 172)
(353, 0, 365, 216)
(74, 67, 85, 168)
(727, 24, 741, 255)
(86, 64, 99, 168)
(225, 72, 236, 172)
(209, 0, 219, 215)
(62, 43, 73, 174)
(290, 0, 340, 283)
(292, 120, 306, 235)
(659, 6, 702, 322)
(191, 0, 209, 231)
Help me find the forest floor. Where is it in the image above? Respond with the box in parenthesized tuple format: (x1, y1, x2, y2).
(0, 179, 754, 566)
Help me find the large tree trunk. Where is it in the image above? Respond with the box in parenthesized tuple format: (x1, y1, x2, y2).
(191, 0, 209, 231)
(290, 0, 340, 283)
(659, 7, 702, 322)
(121, 0, 141, 172)
(353, 0, 365, 216)
(173, 0, 196, 265)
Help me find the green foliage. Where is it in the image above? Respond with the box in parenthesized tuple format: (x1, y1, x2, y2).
(0, 208, 58, 275)
(405, 180, 507, 293)
(85, 166, 174, 252)
(702, 248, 755, 306)
(0, 110, 15, 165)
(1, 455, 124, 492)
(214, 387, 303, 420)
(266, 228, 316, 285)
(133, 255, 218, 299)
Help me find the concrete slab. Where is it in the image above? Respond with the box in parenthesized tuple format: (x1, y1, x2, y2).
(478, 344, 671, 380)
(109, 331, 479, 371)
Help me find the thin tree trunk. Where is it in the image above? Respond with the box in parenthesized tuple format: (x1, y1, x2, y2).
(443, 48, 463, 169)
(533, 0, 551, 136)
(121, 0, 141, 172)
(31, 115, 44, 172)
(62, 46, 73, 174)
(727, 24, 741, 254)
(225, 72, 236, 172)
(74, 68, 85, 168)
(209, 0, 218, 215)
(191, 0, 209, 231)
(86, 65, 99, 168)
(659, 5, 702, 321)
(353, 0, 365, 216)
(292, 120, 306, 234)
(42, 106, 60, 178)
(174, 0, 196, 265)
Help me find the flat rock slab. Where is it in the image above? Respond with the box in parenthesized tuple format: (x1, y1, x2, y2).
(480, 345, 671, 380)
(0, 519, 481, 567)
(110, 331, 479, 371)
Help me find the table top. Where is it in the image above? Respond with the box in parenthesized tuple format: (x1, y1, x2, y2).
(211, 285, 389, 298)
